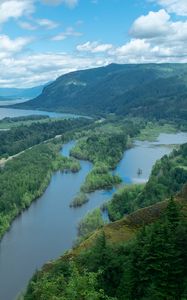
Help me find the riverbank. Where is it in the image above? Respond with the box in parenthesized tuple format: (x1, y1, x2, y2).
(0, 142, 81, 240)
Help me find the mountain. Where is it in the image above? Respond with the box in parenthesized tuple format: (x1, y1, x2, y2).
(15, 63, 187, 120)
(0, 84, 46, 100)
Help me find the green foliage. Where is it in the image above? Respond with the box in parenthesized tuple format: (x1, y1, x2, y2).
(0, 143, 77, 239)
(71, 131, 127, 192)
(71, 132, 127, 169)
(106, 144, 187, 223)
(70, 193, 88, 207)
(25, 260, 114, 300)
(137, 122, 177, 141)
(81, 163, 122, 193)
(56, 156, 81, 173)
(24, 199, 187, 300)
(136, 143, 187, 208)
(0, 115, 49, 129)
(0, 118, 91, 158)
(78, 208, 104, 241)
(118, 199, 187, 300)
(107, 185, 144, 221)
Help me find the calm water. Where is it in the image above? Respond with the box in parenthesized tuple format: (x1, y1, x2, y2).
(0, 133, 187, 300)
(0, 99, 29, 106)
(0, 107, 81, 120)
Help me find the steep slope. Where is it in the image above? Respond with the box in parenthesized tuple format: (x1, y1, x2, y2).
(24, 188, 187, 300)
(16, 63, 187, 120)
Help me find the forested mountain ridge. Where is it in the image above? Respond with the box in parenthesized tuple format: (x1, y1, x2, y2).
(16, 63, 187, 120)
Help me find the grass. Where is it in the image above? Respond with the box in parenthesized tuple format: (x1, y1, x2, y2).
(137, 122, 177, 141)
(73, 188, 187, 254)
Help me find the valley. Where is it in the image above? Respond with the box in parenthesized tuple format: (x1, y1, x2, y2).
(0, 64, 187, 300)
(0, 113, 186, 299)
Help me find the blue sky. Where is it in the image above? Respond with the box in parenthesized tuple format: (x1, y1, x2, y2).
(0, 0, 187, 87)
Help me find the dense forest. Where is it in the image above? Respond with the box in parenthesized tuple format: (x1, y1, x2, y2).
(16, 63, 187, 121)
(71, 133, 127, 192)
(0, 115, 49, 129)
(0, 142, 80, 239)
(70, 118, 142, 194)
(0, 118, 91, 158)
(107, 143, 187, 221)
(24, 192, 187, 300)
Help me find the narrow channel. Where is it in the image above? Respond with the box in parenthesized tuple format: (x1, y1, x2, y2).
(0, 133, 186, 300)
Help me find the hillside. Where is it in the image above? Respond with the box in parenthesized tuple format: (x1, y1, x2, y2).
(24, 187, 187, 300)
(16, 63, 187, 120)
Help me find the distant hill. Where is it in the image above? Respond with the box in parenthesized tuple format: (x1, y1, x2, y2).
(0, 84, 46, 100)
(15, 63, 187, 120)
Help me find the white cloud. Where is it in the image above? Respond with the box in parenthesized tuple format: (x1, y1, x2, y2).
(0, 0, 78, 26)
(18, 21, 37, 30)
(0, 0, 34, 24)
(112, 9, 187, 63)
(116, 39, 150, 56)
(52, 27, 82, 41)
(0, 34, 32, 53)
(0, 52, 110, 87)
(130, 9, 170, 38)
(130, 9, 187, 42)
(154, 0, 187, 16)
(36, 18, 59, 29)
(77, 41, 113, 53)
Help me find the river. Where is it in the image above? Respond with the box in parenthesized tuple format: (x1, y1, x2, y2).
(0, 133, 187, 300)
(0, 107, 82, 120)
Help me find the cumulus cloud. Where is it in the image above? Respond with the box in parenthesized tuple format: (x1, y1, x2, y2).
(77, 41, 113, 53)
(116, 39, 150, 56)
(154, 0, 187, 16)
(112, 9, 187, 63)
(0, 34, 32, 53)
(0, 0, 34, 24)
(130, 9, 170, 38)
(130, 9, 187, 43)
(0, 52, 110, 87)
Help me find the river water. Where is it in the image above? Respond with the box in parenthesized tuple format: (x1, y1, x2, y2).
(0, 107, 81, 120)
(0, 133, 187, 300)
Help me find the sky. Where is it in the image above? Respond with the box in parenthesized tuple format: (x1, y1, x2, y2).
(0, 0, 187, 88)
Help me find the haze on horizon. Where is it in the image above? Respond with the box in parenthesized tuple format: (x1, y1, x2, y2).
(0, 0, 187, 88)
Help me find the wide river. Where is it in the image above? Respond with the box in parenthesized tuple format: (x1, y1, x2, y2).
(0, 107, 81, 120)
(0, 111, 187, 299)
